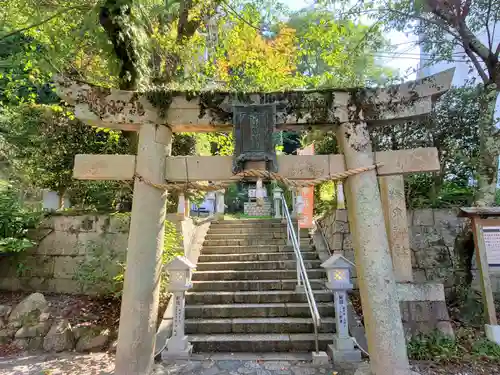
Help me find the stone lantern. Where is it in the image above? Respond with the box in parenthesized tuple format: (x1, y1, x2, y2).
(273, 186, 283, 219)
(162, 256, 195, 359)
(215, 189, 225, 220)
(321, 254, 361, 364)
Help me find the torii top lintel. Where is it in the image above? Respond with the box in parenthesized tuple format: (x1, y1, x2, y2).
(54, 69, 454, 133)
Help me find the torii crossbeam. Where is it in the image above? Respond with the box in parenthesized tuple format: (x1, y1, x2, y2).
(55, 69, 454, 375)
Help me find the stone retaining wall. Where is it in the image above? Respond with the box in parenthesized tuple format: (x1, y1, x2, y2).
(318, 208, 499, 296)
(0, 213, 209, 295)
(0, 214, 130, 295)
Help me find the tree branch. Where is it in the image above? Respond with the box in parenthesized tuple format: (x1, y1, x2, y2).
(485, 0, 493, 51)
(0, 6, 88, 42)
(177, 0, 222, 43)
(220, 0, 261, 32)
(462, 44, 490, 83)
(431, 6, 492, 63)
(381, 7, 461, 40)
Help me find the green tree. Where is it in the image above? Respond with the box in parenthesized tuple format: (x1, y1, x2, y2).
(288, 8, 395, 88)
(339, 0, 500, 206)
(371, 88, 481, 207)
(0, 104, 130, 209)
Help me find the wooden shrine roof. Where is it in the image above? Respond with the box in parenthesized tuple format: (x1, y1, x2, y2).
(54, 69, 454, 133)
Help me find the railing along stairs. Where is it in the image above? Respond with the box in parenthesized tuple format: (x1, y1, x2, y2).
(279, 193, 322, 354)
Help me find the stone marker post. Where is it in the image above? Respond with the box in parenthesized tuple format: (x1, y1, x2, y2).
(115, 123, 171, 375)
(336, 182, 346, 209)
(291, 188, 297, 218)
(216, 189, 225, 220)
(177, 193, 186, 217)
(206, 191, 216, 216)
(336, 122, 411, 375)
(184, 196, 191, 218)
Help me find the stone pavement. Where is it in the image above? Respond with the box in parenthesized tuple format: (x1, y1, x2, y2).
(155, 354, 349, 375)
(155, 360, 339, 375)
(0, 352, 356, 375)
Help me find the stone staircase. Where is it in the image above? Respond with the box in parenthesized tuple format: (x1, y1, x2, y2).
(186, 219, 335, 352)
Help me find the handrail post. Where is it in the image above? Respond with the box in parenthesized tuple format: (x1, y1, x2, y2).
(280, 193, 327, 363)
(284, 199, 292, 246)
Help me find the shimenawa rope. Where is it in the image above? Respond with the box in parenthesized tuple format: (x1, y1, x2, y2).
(133, 163, 382, 192)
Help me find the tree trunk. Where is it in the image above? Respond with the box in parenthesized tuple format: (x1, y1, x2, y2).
(58, 188, 66, 210)
(99, 0, 140, 91)
(99, 0, 141, 153)
(475, 84, 499, 207)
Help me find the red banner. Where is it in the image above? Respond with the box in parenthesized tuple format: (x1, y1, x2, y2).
(297, 145, 314, 228)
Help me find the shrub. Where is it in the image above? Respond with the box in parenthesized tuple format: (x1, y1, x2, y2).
(407, 329, 500, 363)
(0, 184, 41, 253)
(407, 331, 459, 362)
(74, 218, 183, 298)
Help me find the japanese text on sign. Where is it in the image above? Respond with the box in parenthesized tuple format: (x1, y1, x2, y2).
(482, 226, 500, 267)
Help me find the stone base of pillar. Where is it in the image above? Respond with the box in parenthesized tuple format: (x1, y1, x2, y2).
(215, 213, 224, 221)
(486, 324, 500, 345)
(161, 343, 193, 361)
(312, 351, 329, 365)
(328, 337, 361, 365)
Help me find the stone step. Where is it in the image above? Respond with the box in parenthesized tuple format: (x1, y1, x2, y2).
(208, 226, 286, 234)
(208, 228, 287, 235)
(210, 223, 287, 229)
(189, 333, 334, 352)
(206, 232, 289, 239)
(203, 238, 311, 246)
(191, 279, 326, 292)
(213, 219, 284, 224)
(185, 303, 335, 319)
(201, 245, 314, 254)
(186, 317, 335, 334)
(192, 269, 325, 281)
(186, 290, 332, 305)
(196, 260, 322, 271)
(204, 238, 285, 246)
(197, 252, 319, 263)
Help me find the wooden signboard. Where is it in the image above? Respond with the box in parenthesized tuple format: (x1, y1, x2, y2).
(459, 208, 500, 326)
(481, 224, 500, 267)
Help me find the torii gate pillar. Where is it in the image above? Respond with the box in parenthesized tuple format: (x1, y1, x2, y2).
(337, 122, 411, 375)
(115, 123, 172, 375)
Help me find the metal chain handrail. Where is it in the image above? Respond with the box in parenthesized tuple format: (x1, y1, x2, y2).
(134, 163, 382, 192)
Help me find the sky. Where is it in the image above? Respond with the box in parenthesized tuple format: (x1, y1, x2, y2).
(283, 0, 420, 80)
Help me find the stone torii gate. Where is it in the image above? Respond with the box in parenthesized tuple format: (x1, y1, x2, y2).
(55, 69, 453, 375)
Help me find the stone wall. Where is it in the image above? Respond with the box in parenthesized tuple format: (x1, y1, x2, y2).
(318, 209, 456, 338)
(0, 213, 130, 295)
(0, 213, 210, 295)
(244, 201, 272, 217)
(318, 208, 500, 296)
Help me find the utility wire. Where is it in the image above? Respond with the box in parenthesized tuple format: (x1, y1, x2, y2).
(220, 0, 262, 32)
